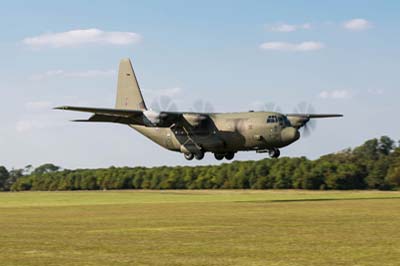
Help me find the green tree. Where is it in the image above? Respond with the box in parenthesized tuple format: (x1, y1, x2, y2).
(378, 136, 395, 156)
(353, 139, 380, 161)
(33, 164, 60, 175)
(0, 166, 9, 191)
(4, 169, 24, 191)
(326, 163, 366, 190)
(385, 158, 400, 188)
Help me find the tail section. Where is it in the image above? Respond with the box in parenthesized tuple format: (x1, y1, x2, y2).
(115, 58, 147, 110)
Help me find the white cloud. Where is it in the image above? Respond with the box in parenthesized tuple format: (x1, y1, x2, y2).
(268, 23, 312, 32)
(30, 69, 116, 80)
(23, 28, 142, 48)
(368, 89, 384, 95)
(319, 90, 353, 99)
(260, 41, 324, 52)
(343, 19, 372, 31)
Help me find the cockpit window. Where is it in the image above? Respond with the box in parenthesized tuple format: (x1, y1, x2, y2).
(283, 116, 291, 126)
(267, 115, 291, 126)
(266, 115, 278, 123)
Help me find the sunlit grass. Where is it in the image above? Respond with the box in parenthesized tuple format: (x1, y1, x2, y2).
(1, 190, 400, 266)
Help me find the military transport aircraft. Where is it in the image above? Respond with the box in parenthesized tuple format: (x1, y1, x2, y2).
(56, 58, 343, 161)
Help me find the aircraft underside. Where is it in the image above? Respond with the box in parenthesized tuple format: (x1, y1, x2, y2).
(132, 125, 286, 161)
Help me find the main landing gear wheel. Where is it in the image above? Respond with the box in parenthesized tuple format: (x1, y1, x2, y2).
(214, 153, 225, 161)
(225, 152, 235, 160)
(269, 148, 281, 159)
(195, 151, 205, 160)
(184, 153, 194, 161)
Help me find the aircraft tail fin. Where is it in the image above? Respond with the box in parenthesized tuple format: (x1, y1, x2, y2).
(115, 58, 147, 110)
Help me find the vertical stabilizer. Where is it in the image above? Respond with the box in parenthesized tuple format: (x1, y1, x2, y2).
(115, 58, 147, 110)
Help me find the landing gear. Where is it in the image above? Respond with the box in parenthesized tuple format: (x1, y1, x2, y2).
(225, 152, 235, 161)
(214, 153, 225, 160)
(184, 151, 205, 160)
(214, 152, 235, 161)
(184, 153, 194, 161)
(269, 148, 281, 159)
(195, 151, 205, 160)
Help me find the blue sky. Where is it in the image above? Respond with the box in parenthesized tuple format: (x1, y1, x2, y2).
(1, 0, 399, 169)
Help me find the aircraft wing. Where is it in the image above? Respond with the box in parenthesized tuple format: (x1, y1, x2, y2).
(55, 106, 183, 127)
(286, 113, 343, 129)
(286, 114, 343, 119)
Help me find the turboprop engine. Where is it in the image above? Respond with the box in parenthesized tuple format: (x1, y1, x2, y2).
(287, 115, 310, 129)
(143, 110, 167, 126)
(182, 113, 208, 127)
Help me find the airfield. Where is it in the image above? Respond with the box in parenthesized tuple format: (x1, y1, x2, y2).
(1, 190, 400, 266)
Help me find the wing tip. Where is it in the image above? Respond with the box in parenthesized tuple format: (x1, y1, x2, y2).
(71, 119, 90, 122)
(54, 106, 69, 110)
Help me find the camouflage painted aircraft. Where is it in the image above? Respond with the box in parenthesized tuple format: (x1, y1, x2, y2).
(56, 58, 343, 161)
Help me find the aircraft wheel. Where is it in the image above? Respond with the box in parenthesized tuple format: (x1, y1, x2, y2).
(195, 152, 205, 160)
(214, 153, 224, 160)
(184, 153, 194, 161)
(269, 149, 280, 159)
(225, 152, 235, 160)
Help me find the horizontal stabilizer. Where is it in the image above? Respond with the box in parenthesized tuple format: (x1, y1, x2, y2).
(55, 105, 184, 127)
(71, 114, 140, 124)
(55, 106, 143, 117)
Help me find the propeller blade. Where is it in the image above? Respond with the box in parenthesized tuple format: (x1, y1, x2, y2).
(193, 100, 204, 112)
(252, 102, 283, 113)
(192, 99, 215, 113)
(151, 95, 179, 112)
(204, 102, 215, 113)
(150, 101, 161, 112)
(302, 124, 312, 137)
(291, 102, 318, 137)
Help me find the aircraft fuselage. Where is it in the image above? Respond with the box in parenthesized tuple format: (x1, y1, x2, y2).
(132, 111, 300, 155)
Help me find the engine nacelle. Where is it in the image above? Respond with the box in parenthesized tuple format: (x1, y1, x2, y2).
(183, 114, 207, 127)
(287, 116, 309, 129)
(143, 110, 162, 126)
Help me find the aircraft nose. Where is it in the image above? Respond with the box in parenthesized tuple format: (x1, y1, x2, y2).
(281, 127, 300, 144)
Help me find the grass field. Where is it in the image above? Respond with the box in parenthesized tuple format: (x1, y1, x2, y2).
(1, 190, 400, 266)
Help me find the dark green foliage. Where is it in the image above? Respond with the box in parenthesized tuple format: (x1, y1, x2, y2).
(32, 163, 60, 175)
(0, 166, 9, 191)
(4, 136, 400, 192)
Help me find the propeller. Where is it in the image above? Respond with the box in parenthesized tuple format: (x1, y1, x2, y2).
(252, 102, 283, 113)
(150, 95, 179, 112)
(191, 99, 215, 113)
(292, 102, 317, 137)
(145, 96, 179, 126)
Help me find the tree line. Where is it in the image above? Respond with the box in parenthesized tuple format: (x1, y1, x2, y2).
(1, 136, 400, 192)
